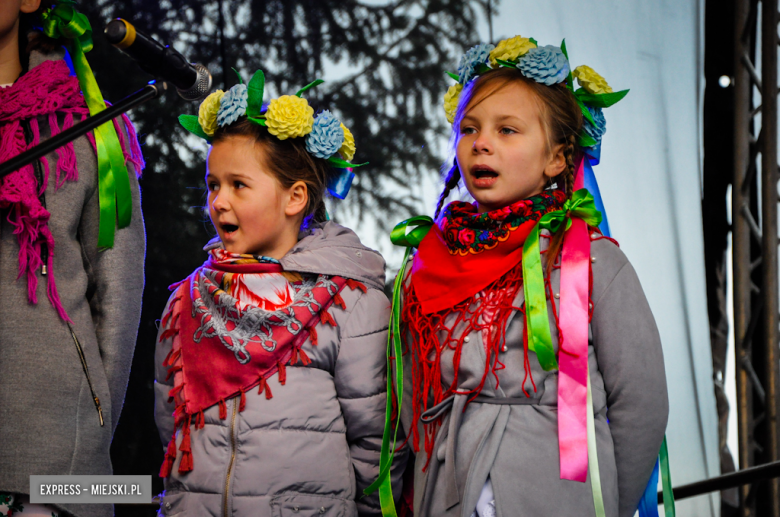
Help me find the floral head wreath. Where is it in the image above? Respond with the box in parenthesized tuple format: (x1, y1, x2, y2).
(179, 69, 364, 199)
(443, 36, 629, 149)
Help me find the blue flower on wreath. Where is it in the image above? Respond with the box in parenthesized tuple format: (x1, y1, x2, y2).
(583, 106, 607, 143)
(305, 110, 344, 159)
(217, 83, 248, 127)
(457, 43, 495, 84)
(517, 45, 570, 86)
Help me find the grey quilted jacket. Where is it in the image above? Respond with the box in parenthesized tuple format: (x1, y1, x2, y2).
(154, 222, 407, 517)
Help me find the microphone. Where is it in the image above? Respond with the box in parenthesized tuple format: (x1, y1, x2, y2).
(104, 19, 211, 101)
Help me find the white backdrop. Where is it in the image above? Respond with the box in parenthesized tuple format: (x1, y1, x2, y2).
(334, 0, 719, 514)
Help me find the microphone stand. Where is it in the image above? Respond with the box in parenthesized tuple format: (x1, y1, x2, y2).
(0, 82, 163, 180)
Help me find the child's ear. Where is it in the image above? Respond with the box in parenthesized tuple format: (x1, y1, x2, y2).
(20, 0, 42, 14)
(544, 143, 567, 178)
(285, 181, 308, 217)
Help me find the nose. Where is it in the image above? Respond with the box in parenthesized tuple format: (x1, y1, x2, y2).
(211, 191, 229, 212)
(472, 132, 493, 154)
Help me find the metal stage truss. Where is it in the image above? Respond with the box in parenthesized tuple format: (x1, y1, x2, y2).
(734, 0, 780, 513)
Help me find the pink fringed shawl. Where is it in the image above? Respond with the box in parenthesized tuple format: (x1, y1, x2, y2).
(0, 59, 144, 321)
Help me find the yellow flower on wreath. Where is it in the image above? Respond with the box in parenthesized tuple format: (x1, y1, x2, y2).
(573, 65, 613, 94)
(265, 95, 315, 140)
(339, 123, 356, 161)
(444, 83, 463, 124)
(198, 90, 224, 136)
(489, 35, 537, 68)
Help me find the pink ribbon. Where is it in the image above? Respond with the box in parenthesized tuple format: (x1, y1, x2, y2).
(557, 157, 591, 481)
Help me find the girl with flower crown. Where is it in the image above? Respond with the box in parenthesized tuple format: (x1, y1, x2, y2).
(154, 71, 407, 517)
(381, 36, 669, 517)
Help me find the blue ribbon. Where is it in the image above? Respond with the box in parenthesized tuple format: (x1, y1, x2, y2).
(327, 168, 355, 200)
(637, 459, 661, 517)
(582, 144, 611, 237)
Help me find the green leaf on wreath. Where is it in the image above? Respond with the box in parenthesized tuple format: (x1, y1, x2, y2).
(246, 69, 265, 118)
(178, 115, 211, 142)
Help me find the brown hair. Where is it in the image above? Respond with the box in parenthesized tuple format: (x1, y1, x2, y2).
(211, 118, 332, 225)
(436, 67, 583, 276)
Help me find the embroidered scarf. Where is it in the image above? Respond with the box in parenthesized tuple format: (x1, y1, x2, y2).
(411, 189, 565, 314)
(158, 248, 367, 477)
(403, 190, 565, 464)
(0, 59, 144, 322)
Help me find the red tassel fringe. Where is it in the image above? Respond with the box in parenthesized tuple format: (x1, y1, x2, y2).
(346, 278, 367, 293)
(404, 262, 525, 467)
(320, 309, 336, 327)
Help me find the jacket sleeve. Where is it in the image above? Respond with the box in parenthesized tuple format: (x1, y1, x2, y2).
(335, 287, 409, 516)
(590, 254, 669, 517)
(153, 293, 178, 451)
(79, 129, 145, 435)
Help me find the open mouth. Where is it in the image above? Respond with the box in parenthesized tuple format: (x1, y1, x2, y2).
(221, 223, 239, 234)
(472, 166, 498, 179)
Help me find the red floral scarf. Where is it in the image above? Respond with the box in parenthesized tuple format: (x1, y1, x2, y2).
(411, 190, 566, 313)
(404, 190, 566, 463)
(158, 249, 366, 477)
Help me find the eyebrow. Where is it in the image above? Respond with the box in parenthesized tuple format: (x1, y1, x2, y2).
(204, 171, 254, 181)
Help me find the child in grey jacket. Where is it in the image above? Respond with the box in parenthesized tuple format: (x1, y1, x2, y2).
(397, 37, 668, 517)
(154, 70, 406, 517)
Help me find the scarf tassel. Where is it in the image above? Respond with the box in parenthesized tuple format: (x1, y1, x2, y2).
(163, 347, 182, 368)
(196, 409, 205, 429)
(320, 309, 336, 327)
(309, 326, 318, 346)
(165, 364, 183, 382)
(178, 418, 193, 473)
(333, 293, 346, 310)
(239, 388, 246, 412)
(218, 399, 227, 420)
(167, 383, 184, 404)
(298, 347, 312, 366)
(159, 432, 177, 478)
(345, 279, 367, 293)
(277, 361, 287, 385)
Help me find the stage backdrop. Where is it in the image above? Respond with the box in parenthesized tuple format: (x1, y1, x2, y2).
(335, 0, 718, 515)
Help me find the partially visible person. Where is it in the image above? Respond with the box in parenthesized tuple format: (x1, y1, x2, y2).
(154, 69, 406, 516)
(0, 1, 145, 516)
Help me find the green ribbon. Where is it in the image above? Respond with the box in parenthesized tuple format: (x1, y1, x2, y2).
(42, 1, 132, 249)
(364, 216, 433, 516)
(586, 371, 606, 517)
(660, 436, 676, 516)
(521, 189, 602, 371)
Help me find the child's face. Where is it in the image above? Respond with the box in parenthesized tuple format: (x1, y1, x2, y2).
(456, 82, 565, 213)
(206, 136, 305, 258)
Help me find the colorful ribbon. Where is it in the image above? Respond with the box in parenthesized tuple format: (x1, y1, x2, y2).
(41, 1, 132, 248)
(575, 155, 676, 516)
(581, 145, 611, 236)
(586, 371, 606, 517)
(521, 189, 602, 371)
(365, 216, 433, 516)
(326, 168, 355, 199)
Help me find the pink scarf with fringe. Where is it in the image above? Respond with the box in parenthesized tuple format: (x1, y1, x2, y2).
(0, 59, 144, 322)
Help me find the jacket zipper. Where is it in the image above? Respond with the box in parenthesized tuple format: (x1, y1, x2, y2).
(67, 323, 104, 426)
(223, 399, 238, 517)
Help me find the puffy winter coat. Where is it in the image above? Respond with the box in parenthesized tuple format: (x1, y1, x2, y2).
(154, 222, 407, 517)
